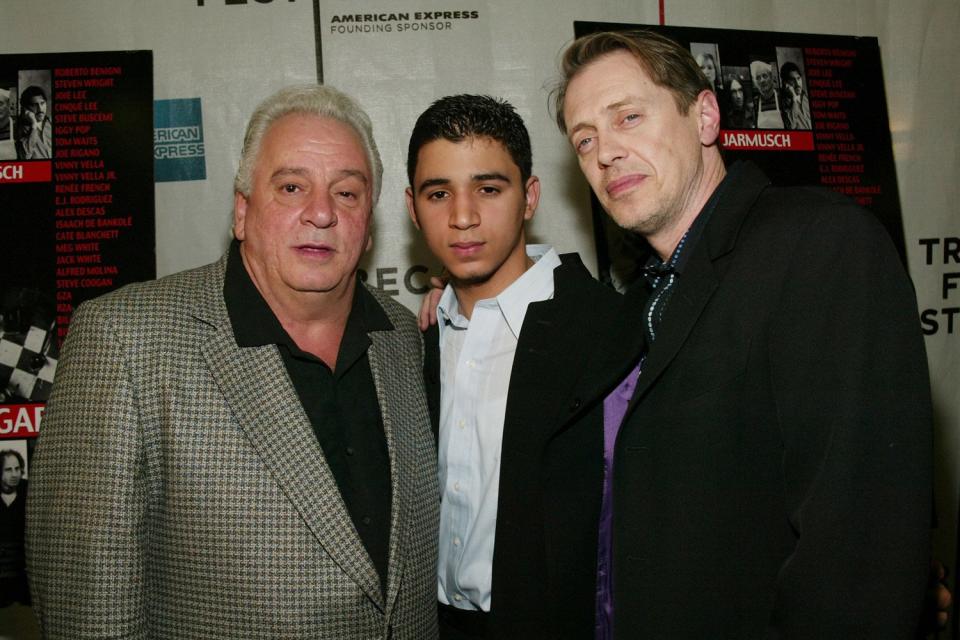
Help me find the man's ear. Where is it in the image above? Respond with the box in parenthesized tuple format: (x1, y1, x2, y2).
(233, 192, 248, 240)
(523, 175, 541, 222)
(696, 89, 722, 147)
(405, 186, 421, 230)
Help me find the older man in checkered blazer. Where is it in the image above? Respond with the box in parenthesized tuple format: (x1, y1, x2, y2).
(26, 85, 439, 639)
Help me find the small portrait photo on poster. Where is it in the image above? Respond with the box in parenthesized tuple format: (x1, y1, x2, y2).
(720, 66, 756, 129)
(749, 55, 785, 129)
(691, 42, 723, 93)
(15, 69, 52, 161)
(775, 47, 812, 130)
(0, 440, 30, 607)
(0, 78, 17, 160)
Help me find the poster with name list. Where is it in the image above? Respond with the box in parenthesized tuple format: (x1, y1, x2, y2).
(0, 50, 153, 607)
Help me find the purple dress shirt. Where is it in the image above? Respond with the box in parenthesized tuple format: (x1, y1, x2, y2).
(595, 361, 642, 640)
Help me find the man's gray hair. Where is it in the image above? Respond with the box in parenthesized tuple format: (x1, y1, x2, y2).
(749, 60, 772, 82)
(234, 84, 383, 204)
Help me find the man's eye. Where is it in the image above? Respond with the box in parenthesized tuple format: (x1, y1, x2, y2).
(281, 184, 301, 194)
(576, 136, 594, 153)
(478, 186, 500, 195)
(427, 191, 449, 200)
(337, 191, 357, 199)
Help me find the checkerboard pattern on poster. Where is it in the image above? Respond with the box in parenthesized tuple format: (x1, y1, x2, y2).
(0, 325, 57, 402)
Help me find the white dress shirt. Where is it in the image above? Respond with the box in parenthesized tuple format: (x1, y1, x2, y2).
(436, 245, 561, 611)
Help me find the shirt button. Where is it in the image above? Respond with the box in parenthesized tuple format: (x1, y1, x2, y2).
(467, 359, 475, 368)
(454, 481, 461, 491)
(453, 594, 463, 602)
(457, 419, 465, 429)
(345, 446, 355, 456)
(361, 516, 371, 525)
(453, 537, 461, 547)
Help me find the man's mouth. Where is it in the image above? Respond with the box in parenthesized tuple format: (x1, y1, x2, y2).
(606, 174, 646, 198)
(450, 241, 484, 257)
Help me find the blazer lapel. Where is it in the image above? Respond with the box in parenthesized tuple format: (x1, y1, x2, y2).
(510, 287, 603, 443)
(202, 329, 385, 609)
(627, 247, 719, 409)
(367, 326, 422, 618)
(626, 161, 768, 413)
(566, 290, 646, 421)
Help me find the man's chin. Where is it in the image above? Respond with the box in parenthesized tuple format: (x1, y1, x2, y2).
(449, 269, 494, 288)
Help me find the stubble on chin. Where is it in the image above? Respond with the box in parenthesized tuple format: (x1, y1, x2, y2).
(606, 197, 673, 238)
(450, 269, 494, 289)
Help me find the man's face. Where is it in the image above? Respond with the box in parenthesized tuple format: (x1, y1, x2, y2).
(234, 113, 373, 302)
(753, 66, 774, 98)
(0, 96, 9, 120)
(563, 50, 708, 238)
(25, 94, 47, 119)
(730, 80, 744, 108)
(786, 70, 803, 93)
(1, 455, 22, 493)
(406, 136, 538, 297)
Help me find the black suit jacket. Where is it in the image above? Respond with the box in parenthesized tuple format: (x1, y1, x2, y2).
(572, 161, 933, 638)
(425, 253, 624, 639)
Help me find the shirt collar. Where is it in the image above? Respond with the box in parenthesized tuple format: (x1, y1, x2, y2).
(437, 244, 560, 340)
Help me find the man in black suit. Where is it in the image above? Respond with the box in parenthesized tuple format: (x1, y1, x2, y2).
(554, 30, 934, 638)
(405, 95, 620, 639)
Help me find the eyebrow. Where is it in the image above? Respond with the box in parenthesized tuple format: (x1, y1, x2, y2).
(269, 167, 368, 184)
(472, 172, 511, 183)
(416, 172, 511, 195)
(416, 177, 450, 195)
(567, 96, 646, 139)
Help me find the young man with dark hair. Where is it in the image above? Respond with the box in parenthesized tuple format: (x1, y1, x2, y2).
(406, 94, 621, 640)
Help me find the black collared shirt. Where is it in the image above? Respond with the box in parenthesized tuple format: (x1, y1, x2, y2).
(637, 169, 731, 344)
(223, 241, 393, 590)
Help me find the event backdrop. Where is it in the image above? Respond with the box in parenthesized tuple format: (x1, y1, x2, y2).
(1, 1, 957, 638)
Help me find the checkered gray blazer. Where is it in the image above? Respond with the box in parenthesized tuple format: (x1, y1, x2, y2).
(26, 252, 439, 639)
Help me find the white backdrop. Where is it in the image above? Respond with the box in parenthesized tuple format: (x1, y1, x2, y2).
(2, 1, 957, 637)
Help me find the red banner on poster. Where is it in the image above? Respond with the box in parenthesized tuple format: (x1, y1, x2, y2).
(720, 130, 814, 151)
(0, 161, 51, 183)
(0, 403, 44, 438)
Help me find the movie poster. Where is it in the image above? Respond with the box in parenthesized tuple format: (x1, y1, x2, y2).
(576, 22, 904, 290)
(0, 50, 153, 607)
